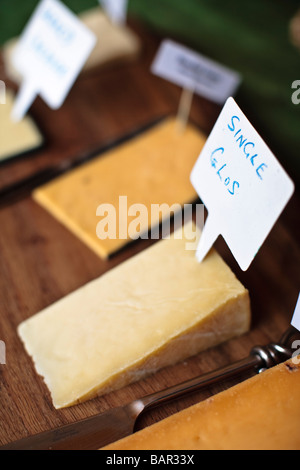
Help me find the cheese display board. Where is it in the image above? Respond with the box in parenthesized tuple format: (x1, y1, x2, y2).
(0, 7, 299, 452)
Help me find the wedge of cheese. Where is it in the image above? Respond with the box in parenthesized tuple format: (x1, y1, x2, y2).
(0, 89, 43, 162)
(18, 222, 250, 409)
(104, 357, 300, 450)
(2, 8, 141, 84)
(33, 117, 206, 259)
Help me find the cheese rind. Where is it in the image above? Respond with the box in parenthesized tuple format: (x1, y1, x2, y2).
(32, 118, 206, 259)
(0, 89, 43, 162)
(18, 223, 250, 409)
(103, 357, 300, 451)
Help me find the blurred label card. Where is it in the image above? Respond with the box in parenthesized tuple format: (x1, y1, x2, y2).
(292, 293, 300, 332)
(11, 0, 96, 121)
(151, 39, 241, 104)
(99, 0, 128, 25)
(190, 97, 294, 271)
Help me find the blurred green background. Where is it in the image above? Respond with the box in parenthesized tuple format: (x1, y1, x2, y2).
(0, 0, 299, 183)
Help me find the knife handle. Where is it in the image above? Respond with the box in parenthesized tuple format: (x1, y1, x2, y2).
(0, 328, 296, 450)
(140, 331, 295, 411)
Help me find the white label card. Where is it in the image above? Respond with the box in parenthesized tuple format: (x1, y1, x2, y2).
(99, 0, 128, 25)
(292, 293, 300, 332)
(11, 0, 96, 121)
(190, 97, 295, 271)
(151, 39, 241, 105)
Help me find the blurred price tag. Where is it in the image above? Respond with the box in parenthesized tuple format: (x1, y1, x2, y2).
(99, 0, 128, 25)
(11, 0, 96, 121)
(151, 39, 241, 105)
(190, 97, 294, 271)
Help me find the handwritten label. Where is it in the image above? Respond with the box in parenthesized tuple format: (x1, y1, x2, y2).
(151, 39, 241, 105)
(292, 293, 300, 332)
(11, 0, 96, 121)
(190, 97, 295, 271)
(99, 0, 128, 25)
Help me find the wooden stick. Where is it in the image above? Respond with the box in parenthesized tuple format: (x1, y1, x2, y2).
(176, 86, 194, 133)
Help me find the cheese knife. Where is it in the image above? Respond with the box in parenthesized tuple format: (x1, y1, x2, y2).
(0, 326, 296, 450)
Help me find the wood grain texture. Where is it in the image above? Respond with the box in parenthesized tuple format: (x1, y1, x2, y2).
(0, 21, 299, 447)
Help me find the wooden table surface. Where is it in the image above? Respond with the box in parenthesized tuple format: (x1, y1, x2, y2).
(0, 21, 299, 448)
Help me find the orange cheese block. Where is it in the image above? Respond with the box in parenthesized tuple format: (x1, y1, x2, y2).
(33, 118, 206, 259)
(103, 357, 300, 450)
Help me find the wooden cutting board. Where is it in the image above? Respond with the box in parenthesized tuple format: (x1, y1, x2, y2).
(0, 22, 299, 447)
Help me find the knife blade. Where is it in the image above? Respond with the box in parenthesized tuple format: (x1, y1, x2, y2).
(0, 402, 144, 450)
(1, 327, 296, 450)
(0, 353, 263, 450)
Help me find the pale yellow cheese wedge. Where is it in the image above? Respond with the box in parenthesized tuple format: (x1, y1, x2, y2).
(104, 357, 300, 450)
(80, 8, 141, 71)
(33, 118, 206, 259)
(18, 222, 250, 409)
(2, 8, 141, 84)
(0, 89, 43, 162)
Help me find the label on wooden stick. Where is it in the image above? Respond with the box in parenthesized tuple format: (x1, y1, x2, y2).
(99, 0, 128, 25)
(151, 39, 241, 105)
(190, 97, 295, 271)
(11, 0, 96, 121)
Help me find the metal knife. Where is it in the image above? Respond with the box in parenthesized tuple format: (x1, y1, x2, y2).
(0, 326, 296, 450)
